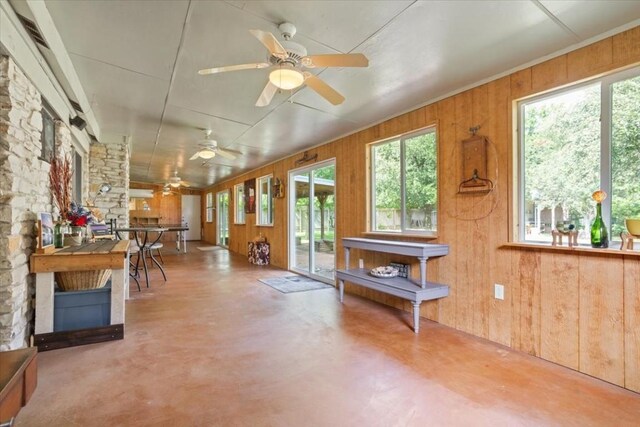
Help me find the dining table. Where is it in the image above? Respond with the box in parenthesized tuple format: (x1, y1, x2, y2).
(115, 227, 168, 288)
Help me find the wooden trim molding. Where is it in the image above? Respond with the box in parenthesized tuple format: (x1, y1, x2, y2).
(501, 242, 640, 258)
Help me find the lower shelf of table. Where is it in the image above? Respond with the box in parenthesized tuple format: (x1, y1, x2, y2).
(336, 268, 449, 302)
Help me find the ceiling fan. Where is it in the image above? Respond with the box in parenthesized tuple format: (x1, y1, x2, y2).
(168, 170, 191, 188)
(158, 183, 180, 197)
(189, 130, 237, 161)
(198, 22, 369, 107)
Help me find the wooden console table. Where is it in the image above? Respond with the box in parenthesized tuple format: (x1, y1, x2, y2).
(336, 237, 449, 333)
(29, 240, 130, 351)
(0, 347, 37, 424)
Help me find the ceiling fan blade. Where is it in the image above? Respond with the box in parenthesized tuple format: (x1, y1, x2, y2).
(256, 81, 278, 107)
(198, 62, 269, 75)
(189, 152, 200, 160)
(249, 29, 288, 59)
(215, 149, 237, 160)
(303, 53, 369, 68)
(303, 72, 345, 105)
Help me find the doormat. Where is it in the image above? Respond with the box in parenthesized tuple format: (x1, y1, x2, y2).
(258, 275, 334, 294)
(197, 246, 220, 251)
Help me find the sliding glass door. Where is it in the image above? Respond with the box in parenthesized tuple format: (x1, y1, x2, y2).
(217, 190, 229, 247)
(289, 160, 336, 283)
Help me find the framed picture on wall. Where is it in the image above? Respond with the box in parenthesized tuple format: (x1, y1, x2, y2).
(244, 179, 256, 214)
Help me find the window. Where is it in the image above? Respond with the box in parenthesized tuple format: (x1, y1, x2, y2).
(206, 192, 214, 223)
(517, 67, 639, 244)
(234, 183, 245, 224)
(73, 151, 83, 203)
(257, 174, 274, 225)
(370, 128, 437, 234)
(40, 101, 55, 162)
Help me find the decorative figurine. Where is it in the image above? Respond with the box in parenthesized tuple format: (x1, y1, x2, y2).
(552, 222, 578, 247)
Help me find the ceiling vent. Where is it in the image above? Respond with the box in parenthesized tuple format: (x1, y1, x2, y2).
(16, 14, 49, 48)
(68, 99, 83, 113)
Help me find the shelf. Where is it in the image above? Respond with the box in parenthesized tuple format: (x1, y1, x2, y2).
(362, 232, 438, 241)
(338, 237, 450, 333)
(501, 242, 640, 258)
(343, 237, 449, 258)
(336, 268, 448, 302)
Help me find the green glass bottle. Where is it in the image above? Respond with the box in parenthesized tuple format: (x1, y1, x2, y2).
(54, 217, 64, 248)
(590, 202, 608, 248)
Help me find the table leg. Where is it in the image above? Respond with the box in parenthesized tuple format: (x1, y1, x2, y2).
(412, 302, 421, 333)
(35, 272, 54, 334)
(111, 263, 126, 325)
(345, 247, 350, 270)
(149, 251, 167, 281)
(418, 257, 427, 288)
(183, 231, 187, 253)
(140, 249, 150, 287)
(176, 231, 180, 252)
(124, 254, 130, 300)
(339, 279, 344, 303)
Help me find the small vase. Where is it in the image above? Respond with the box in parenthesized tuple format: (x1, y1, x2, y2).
(63, 234, 83, 246)
(590, 202, 608, 248)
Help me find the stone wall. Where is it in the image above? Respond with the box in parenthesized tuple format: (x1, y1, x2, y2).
(0, 55, 76, 350)
(0, 56, 49, 349)
(89, 140, 129, 227)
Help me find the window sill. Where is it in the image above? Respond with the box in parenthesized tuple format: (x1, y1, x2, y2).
(256, 224, 274, 228)
(363, 231, 438, 241)
(501, 242, 640, 258)
(233, 222, 246, 226)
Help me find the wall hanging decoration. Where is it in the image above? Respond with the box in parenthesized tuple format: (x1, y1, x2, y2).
(244, 178, 256, 214)
(273, 178, 285, 198)
(458, 127, 494, 194)
(295, 151, 318, 166)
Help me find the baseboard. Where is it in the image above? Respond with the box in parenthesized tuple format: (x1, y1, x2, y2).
(34, 324, 124, 351)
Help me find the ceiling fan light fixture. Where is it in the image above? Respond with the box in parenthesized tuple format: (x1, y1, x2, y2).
(269, 67, 304, 90)
(169, 181, 181, 188)
(198, 149, 216, 159)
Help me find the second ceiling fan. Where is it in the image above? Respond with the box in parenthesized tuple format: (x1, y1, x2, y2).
(198, 22, 368, 107)
(189, 130, 238, 161)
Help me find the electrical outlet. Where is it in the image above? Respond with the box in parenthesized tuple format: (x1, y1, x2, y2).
(359, 259, 364, 269)
(494, 284, 505, 300)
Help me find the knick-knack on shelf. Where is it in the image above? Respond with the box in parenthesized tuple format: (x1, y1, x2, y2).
(590, 190, 608, 248)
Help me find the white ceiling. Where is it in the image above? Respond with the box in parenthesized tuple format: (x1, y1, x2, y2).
(15, 1, 640, 187)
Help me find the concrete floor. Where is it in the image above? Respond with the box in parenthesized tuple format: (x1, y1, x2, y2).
(16, 244, 640, 426)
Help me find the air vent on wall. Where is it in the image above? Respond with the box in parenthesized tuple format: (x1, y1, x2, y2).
(16, 14, 49, 49)
(68, 99, 83, 113)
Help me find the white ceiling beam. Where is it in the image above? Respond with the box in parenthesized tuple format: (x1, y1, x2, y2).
(0, 1, 91, 152)
(24, 0, 100, 142)
(1, 3, 66, 120)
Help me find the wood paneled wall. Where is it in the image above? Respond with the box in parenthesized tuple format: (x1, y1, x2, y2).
(130, 181, 201, 242)
(201, 27, 640, 392)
